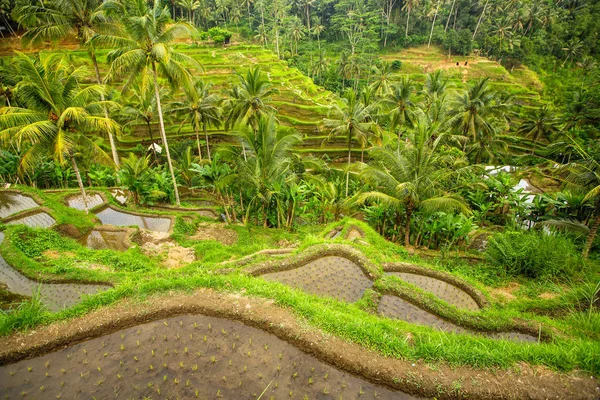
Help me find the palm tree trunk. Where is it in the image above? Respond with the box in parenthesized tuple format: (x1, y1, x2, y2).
(445, 0, 457, 31)
(204, 125, 212, 162)
(146, 122, 158, 162)
(195, 125, 203, 160)
(472, 0, 489, 40)
(346, 131, 352, 197)
(404, 204, 413, 247)
(583, 213, 600, 259)
(89, 47, 120, 168)
(405, 7, 411, 37)
(152, 61, 180, 205)
(71, 156, 89, 214)
(428, 0, 441, 48)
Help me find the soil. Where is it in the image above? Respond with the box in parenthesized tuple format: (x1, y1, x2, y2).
(0, 315, 409, 400)
(491, 283, 521, 303)
(346, 227, 365, 241)
(539, 292, 559, 300)
(54, 223, 86, 239)
(0, 289, 595, 400)
(386, 272, 480, 311)
(139, 231, 196, 269)
(192, 223, 238, 245)
(261, 256, 375, 302)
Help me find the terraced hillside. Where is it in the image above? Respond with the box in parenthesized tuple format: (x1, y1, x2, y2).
(381, 46, 545, 109)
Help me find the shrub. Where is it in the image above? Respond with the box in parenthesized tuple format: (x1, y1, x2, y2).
(207, 27, 232, 45)
(485, 230, 583, 279)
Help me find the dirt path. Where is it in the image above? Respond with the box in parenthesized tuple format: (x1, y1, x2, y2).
(0, 289, 596, 399)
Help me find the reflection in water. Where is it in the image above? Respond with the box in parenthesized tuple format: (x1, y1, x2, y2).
(95, 207, 171, 232)
(67, 193, 104, 211)
(6, 211, 55, 228)
(0, 232, 110, 311)
(0, 192, 38, 218)
(80, 229, 130, 251)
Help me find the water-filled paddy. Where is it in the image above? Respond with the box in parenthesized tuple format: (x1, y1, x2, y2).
(79, 229, 130, 251)
(95, 207, 171, 232)
(0, 315, 415, 399)
(261, 256, 373, 302)
(0, 233, 110, 311)
(0, 192, 38, 219)
(386, 271, 480, 311)
(5, 211, 55, 228)
(66, 193, 104, 211)
(378, 295, 537, 343)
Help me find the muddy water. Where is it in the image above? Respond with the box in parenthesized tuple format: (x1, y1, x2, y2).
(95, 207, 172, 232)
(386, 272, 480, 311)
(378, 295, 538, 343)
(262, 256, 373, 302)
(0, 232, 110, 311)
(0, 315, 416, 399)
(79, 229, 130, 251)
(0, 192, 38, 219)
(5, 211, 55, 228)
(67, 193, 104, 211)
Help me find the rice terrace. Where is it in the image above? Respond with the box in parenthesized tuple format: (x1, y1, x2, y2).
(0, 0, 599, 399)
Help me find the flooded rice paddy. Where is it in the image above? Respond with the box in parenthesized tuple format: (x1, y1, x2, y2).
(5, 211, 55, 228)
(95, 207, 172, 232)
(262, 256, 373, 302)
(0, 315, 415, 399)
(0, 192, 38, 219)
(66, 193, 104, 211)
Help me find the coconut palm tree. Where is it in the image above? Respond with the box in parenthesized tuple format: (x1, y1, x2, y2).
(225, 67, 278, 132)
(13, 0, 121, 167)
(382, 77, 418, 148)
(369, 61, 394, 97)
(93, 0, 199, 205)
(359, 117, 470, 246)
(324, 89, 379, 197)
(172, 79, 222, 162)
(402, 0, 420, 37)
(565, 143, 600, 258)
(0, 53, 118, 214)
(220, 115, 301, 228)
(517, 106, 561, 154)
(445, 77, 508, 151)
(120, 81, 168, 163)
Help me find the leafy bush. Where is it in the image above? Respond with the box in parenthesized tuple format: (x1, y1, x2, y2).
(207, 27, 232, 44)
(485, 230, 583, 279)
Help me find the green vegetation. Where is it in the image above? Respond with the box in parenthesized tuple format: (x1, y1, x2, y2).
(0, 0, 598, 396)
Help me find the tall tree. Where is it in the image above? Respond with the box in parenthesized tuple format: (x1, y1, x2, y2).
(517, 106, 560, 154)
(0, 53, 118, 213)
(382, 77, 418, 148)
(14, 0, 121, 167)
(94, 0, 198, 205)
(172, 79, 222, 162)
(225, 67, 278, 132)
(402, 0, 420, 37)
(359, 117, 470, 246)
(324, 88, 379, 196)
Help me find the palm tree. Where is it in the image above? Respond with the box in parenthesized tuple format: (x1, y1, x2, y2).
(221, 115, 301, 228)
(561, 38, 584, 68)
(225, 67, 278, 132)
(517, 106, 560, 154)
(446, 77, 506, 148)
(359, 117, 470, 246)
(565, 143, 600, 258)
(176, 0, 201, 24)
(402, 0, 420, 37)
(13, 0, 121, 167)
(324, 89, 379, 197)
(369, 61, 394, 97)
(421, 70, 449, 123)
(120, 81, 166, 163)
(0, 53, 118, 214)
(382, 77, 418, 148)
(94, 0, 199, 205)
(172, 80, 221, 162)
